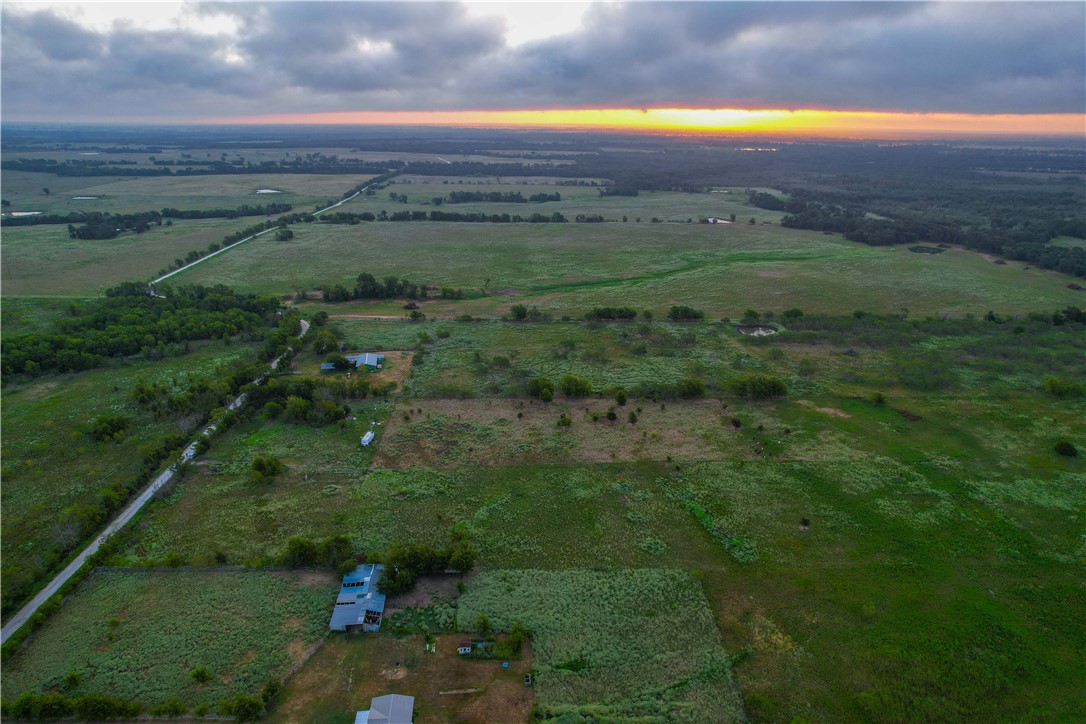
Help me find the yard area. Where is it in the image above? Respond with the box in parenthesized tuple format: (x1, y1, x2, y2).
(269, 633, 533, 724)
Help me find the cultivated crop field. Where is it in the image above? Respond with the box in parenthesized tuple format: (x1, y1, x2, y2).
(2, 569, 333, 708)
(457, 569, 746, 722)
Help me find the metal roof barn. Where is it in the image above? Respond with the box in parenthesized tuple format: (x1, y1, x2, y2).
(329, 563, 386, 632)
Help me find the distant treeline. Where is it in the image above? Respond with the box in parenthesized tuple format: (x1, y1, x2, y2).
(2, 283, 281, 377)
(4, 203, 291, 231)
(741, 188, 1086, 277)
(444, 190, 560, 203)
(319, 210, 568, 224)
(0, 157, 394, 177)
(778, 203, 1086, 277)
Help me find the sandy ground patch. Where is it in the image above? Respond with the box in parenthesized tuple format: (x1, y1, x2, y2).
(797, 400, 851, 418)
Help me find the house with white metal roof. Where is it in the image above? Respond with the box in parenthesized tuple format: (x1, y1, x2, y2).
(329, 563, 386, 633)
(321, 352, 385, 372)
(355, 694, 414, 724)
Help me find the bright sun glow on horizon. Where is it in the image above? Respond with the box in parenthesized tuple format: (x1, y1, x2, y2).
(209, 108, 1086, 139)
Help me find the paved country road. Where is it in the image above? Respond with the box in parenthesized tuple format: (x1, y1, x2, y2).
(0, 320, 308, 645)
(150, 185, 371, 286)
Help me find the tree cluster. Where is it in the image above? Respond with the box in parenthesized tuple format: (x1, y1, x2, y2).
(3, 283, 279, 377)
(376, 533, 477, 596)
(444, 190, 559, 203)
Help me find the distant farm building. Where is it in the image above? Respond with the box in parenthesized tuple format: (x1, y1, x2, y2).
(707, 217, 732, 224)
(322, 352, 385, 373)
(329, 563, 386, 633)
(355, 694, 414, 724)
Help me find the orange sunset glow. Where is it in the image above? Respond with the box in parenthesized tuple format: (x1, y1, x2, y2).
(213, 108, 1085, 138)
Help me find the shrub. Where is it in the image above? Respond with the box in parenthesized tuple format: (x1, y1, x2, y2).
(727, 374, 787, 399)
(528, 377, 554, 401)
(251, 455, 285, 481)
(1054, 440, 1078, 457)
(1044, 376, 1086, 399)
(667, 305, 704, 321)
(560, 375, 593, 397)
(281, 536, 319, 567)
(220, 694, 263, 721)
(676, 377, 707, 399)
(190, 665, 212, 683)
(557, 415, 573, 428)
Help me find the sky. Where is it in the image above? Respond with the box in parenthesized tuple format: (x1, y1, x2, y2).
(2, 1, 1084, 137)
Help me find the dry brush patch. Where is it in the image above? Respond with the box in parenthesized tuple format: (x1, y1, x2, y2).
(374, 398, 753, 468)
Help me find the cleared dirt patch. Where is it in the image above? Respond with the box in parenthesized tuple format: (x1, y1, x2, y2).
(268, 633, 533, 724)
(373, 398, 751, 468)
(385, 573, 468, 613)
(797, 400, 851, 418)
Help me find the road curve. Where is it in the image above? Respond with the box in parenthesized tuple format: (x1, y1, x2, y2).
(0, 322, 308, 645)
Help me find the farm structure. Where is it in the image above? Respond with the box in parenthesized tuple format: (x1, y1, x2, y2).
(320, 352, 386, 372)
(330, 563, 386, 633)
(354, 693, 414, 724)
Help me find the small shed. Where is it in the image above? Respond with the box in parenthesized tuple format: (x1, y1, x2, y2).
(457, 642, 472, 655)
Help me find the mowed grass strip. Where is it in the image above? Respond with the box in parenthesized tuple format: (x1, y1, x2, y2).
(2, 568, 334, 708)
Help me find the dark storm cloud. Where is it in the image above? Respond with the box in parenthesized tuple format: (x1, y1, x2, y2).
(2, 1, 1083, 121)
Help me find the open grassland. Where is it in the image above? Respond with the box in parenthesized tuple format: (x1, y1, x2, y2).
(457, 569, 746, 722)
(358, 178, 778, 223)
(0, 172, 373, 215)
(1, 218, 257, 296)
(269, 633, 534, 724)
(2, 569, 333, 708)
(1, 343, 259, 611)
(1, 296, 84, 335)
(170, 221, 1083, 316)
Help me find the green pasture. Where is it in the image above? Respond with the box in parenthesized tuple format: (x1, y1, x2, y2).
(167, 221, 1084, 316)
(0, 172, 371, 216)
(0, 296, 84, 335)
(1, 218, 258, 296)
(364, 178, 777, 222)
(0, 343, 259, 612)
(2, 569, 332, 709)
